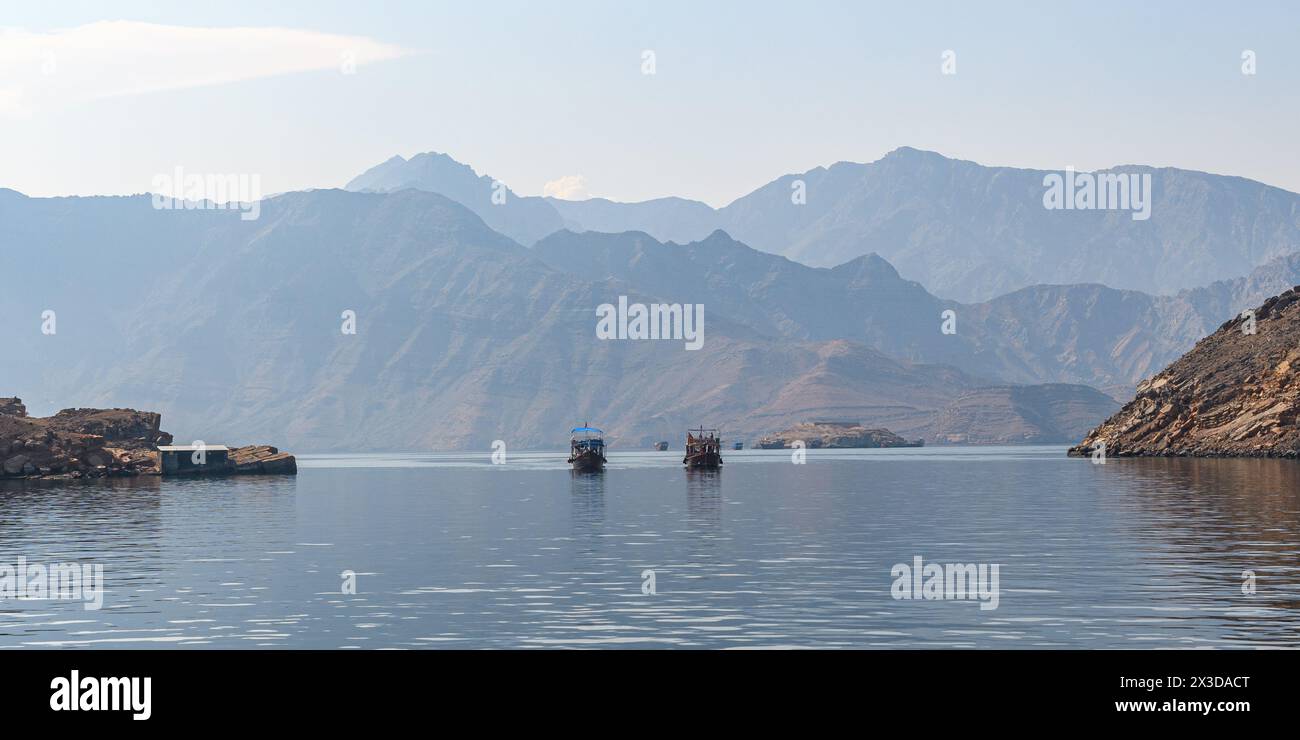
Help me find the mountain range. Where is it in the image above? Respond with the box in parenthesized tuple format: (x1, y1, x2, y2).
(4, 146, 1299, 451)
(349, 147, 1300, 302)
(0, 186, 1112, 450)
(531, 227, 1300, 401)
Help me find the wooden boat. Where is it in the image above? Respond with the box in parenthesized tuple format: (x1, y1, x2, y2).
(567, 426, 606, 472)
(683, 427, 723, 468)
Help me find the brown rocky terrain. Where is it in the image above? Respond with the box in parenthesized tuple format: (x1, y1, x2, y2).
(1069, 287, 1300, 458)
(1, 398, 171, 478)
(756, 421, 923, 449)
(1, 397, 296, 479)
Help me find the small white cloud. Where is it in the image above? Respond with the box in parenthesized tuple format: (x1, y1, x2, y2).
(0, 21, 416, 117)
(543, 174, 591, 201)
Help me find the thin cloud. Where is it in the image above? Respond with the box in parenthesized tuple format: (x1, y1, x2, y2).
(0, 20, 416, 116)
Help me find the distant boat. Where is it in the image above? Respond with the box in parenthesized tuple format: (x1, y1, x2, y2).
(733, 441, 744, 450)
(655, 441, 669, 451)
(568, 426, 606, 472)
(683, 427, 723, 468)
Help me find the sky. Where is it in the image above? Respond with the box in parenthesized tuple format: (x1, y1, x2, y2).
(1, 0, 1297, 206)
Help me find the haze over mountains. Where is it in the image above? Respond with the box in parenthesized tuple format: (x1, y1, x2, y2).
(350, 147, 1300, 302)
(4, 145, 1299, 451)
(533, 228, 1300, 400)
(1, 186, 1115, 450)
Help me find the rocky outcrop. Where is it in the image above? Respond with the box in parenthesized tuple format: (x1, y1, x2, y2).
(1, 397, 296, 480)
(1, 402, 169, 479)
(1070, 287, 1300, 458)
(0, 398, 27, 417)
(42, 407, 173, 449)
(230, 445, 298, 475)
(757, 421, 923, 449)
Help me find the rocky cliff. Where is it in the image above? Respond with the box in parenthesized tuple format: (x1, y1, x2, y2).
(1069, 288, 1300, 458)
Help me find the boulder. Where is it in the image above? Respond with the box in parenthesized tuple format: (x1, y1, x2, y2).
(3, 454, 30, 476)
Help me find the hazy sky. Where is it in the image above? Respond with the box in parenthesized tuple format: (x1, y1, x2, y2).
(2, 0, 1297, 206)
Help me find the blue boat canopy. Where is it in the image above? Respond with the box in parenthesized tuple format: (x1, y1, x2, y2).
(571, 427, 604, 434)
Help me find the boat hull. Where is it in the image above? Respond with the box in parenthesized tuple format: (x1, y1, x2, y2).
(683, 451, 723, 469)
(568, 449, 606, 472)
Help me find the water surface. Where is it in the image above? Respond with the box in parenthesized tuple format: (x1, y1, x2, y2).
(2, 447, 1298, 648)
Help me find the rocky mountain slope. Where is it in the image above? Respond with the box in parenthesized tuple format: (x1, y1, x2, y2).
(933, 384, 1120, 445)
(1070, 288, 1300, 458)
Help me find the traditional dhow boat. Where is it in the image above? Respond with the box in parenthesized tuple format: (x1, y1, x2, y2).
(683, 427, 723, 468)
(568, 426, 607, 472)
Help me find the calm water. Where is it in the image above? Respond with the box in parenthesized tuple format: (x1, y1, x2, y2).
(2, 447, 1298, 649)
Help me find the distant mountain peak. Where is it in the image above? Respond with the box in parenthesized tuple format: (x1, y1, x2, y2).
(831, 252, 901, 279)
(343, 150, 566, 246)
(878, 145, 948, 162)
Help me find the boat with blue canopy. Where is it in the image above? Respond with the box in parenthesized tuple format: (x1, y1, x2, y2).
(568, 425, 606, 472)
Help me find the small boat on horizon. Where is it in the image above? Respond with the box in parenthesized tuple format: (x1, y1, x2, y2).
(568, 425, 607, 473)
(655, 441, 669, 451)
(733, 441, 744, 450)
(683, 427, 723, 469)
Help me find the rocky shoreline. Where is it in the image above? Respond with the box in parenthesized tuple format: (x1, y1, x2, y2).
(1069, 287, 1300, 459)
(0, 397, 296, 480)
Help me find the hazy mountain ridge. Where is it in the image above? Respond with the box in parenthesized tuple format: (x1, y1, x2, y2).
(355, 148, 1300, 302)
(545, 196, 719, 245)
(345, 152, 566, 246)
(714, 149, 1300, 302)
(532, 227, 1300, 400)
(2, 188, 1114, 450)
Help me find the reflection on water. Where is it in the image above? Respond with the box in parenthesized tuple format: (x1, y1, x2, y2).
(685, 469, 722, 530)
(1, 448, 1298, 648)
(569, 469, 606, 536)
